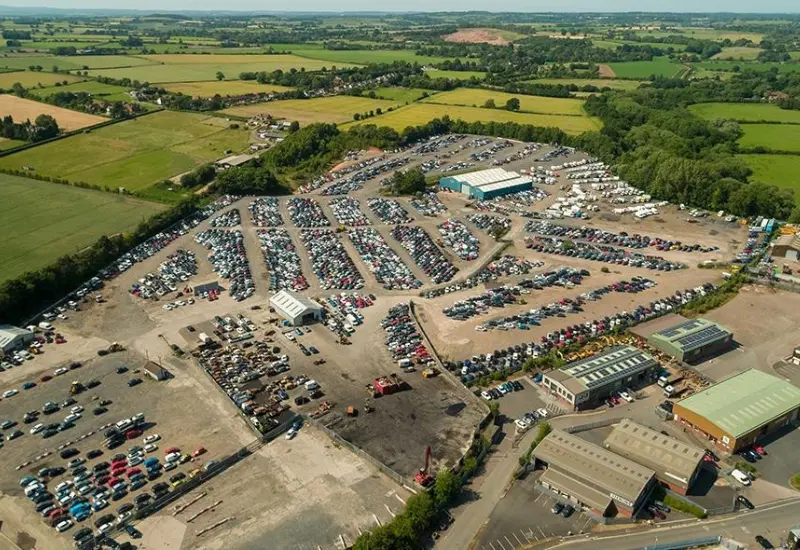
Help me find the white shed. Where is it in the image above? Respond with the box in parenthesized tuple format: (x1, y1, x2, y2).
(269, 290, 324, 326)
(0, 325, 35, 355)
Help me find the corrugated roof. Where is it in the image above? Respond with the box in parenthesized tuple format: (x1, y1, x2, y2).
(675, 369, 800, 439)
(269, 290, 323, 318)
(452, 168, 519, 187)
(651, 318, 731, 353)
(604, 419, 703, 487)
(472, 176, 533, 194)
(556, 345, 658, 392)
(0, 325, 33, 348)
(540, 468, 613, 512)
(534, 429, 654, 506)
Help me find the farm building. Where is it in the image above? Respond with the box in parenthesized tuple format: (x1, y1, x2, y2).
(647, 318, 733, 363)
(673, 369, 800, 453)
(603, 419, 705, 495)
(772, 234, 800, 262)
(0, 325, 35, 356)
(542, 345, 660, 410)
(215, 154, 256, 169)
(439, 168, 532, 199)
(269, 290, 324, 326)
(533, 429, 656, 517)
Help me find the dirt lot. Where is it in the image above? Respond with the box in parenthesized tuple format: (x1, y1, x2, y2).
(443, 29, 513, 46)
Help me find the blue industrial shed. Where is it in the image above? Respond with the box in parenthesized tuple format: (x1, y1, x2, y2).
(439, 176, 462, 193)
(471, 177, 533, 200)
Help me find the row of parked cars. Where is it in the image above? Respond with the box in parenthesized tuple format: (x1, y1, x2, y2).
(330, 197, 372, 227)
(348, 228, 422, 290)
(325, 155, 412, 196)
(300, 229, 365, 290)
(391, 225, 458, 285)
(209, 208, 241, 228)
(466, 213, 511, 233)
(382, 304, 432, 366)
(129, 249, 197, 301)
(195, 229, 255, 301)
(256, 228, 309, 292)
(288, 198, 331, 228)
(409, 192, 448, 217)
(525, 236, 687, 271)
(437, 218, 480, 261)
(248, 197, 284, 227)
(474, 188, 550, 218)
(367, 198, 414, 225)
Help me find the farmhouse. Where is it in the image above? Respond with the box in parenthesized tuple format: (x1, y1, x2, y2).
(603, 419, 704, 495)
(673, 369, 800, 453)
(533, 429, 656, 517)
(647, 318, 733, 363)
(0, 325, 35, 356)
(541, 346, 660, 410)
(269, 290, 324, 326)
(439, 168, 533, 199)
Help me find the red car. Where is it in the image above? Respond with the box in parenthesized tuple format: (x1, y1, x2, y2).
(126, 468, 142, 478)
(753, 445, 766, 456)
(165, 447, 180, 455)
(125, 429, 142, 440)
(191, 446, 207, 458)
(111, 458, 127, 467)
(106, 477, 121, 487)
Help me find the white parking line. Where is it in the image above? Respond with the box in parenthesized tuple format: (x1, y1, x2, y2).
(504, 535, 515, 548)
(513, 532, 523, 545)
(741, 526, 750, 534)
(394, 493, 406, 505)
(534, 493, 543, 503)
(495, 539, 507, 550)
(384, 504, 396, 518)
(489, 542, 497, 550)
(521, 530, 533, 542)
(582, 518, 592, 531)
(538, 526, 546, 539)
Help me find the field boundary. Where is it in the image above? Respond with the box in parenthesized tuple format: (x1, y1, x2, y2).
(422, 99, 589, 118)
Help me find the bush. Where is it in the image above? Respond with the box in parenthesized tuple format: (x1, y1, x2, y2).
(663, 494, 707, 519)
(734, 461, 759, 476)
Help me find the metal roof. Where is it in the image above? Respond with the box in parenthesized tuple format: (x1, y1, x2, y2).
(675, 369, 800, 439)
(651, 318, 731, 353)
(452, 168, 519, 187)
(534, 429, 655, 507)
(0, 325, 33, 349)
(539, 468, 613, 512)
(471, 176, 533, 194)
(269, 290, 323, 319)
(603, 419, 704, 488)
(556, 345, 658, 393)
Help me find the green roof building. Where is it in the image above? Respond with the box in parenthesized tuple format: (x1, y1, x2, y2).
(673, 369, 800, 452)
(647, 318, 733, 363)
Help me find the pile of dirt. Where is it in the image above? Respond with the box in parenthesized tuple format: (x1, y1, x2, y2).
(443, 28, 511, 46)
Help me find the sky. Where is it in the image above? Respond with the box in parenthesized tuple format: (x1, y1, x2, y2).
(1, 0, 798, 13)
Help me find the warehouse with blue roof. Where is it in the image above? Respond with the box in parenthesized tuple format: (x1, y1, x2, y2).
(439, 168, 533, 199)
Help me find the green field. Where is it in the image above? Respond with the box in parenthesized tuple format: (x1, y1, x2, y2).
(0, 137, 25, 150)
(424, 69, 485, 81)
(712, 47, 763, 61)
(290, 48, 453, 66)
(343, 103, 601, 134)
(689, 103, 800, 124)
(24, 41, 112, 50)
(0, 71, 83, 89)
(422, 88, 587, 116)
(692, 61, 800, 74)
(163, 80, 293, 97)
(526, 78, 645, 90)
(223, 95, 400, 125)
(607, 59, 686, 79)
(739, 124, 800, 152)
(0, 55, 155, 71)
(740, 154, 800, 199)
(0, 111, 249, 194)
(592, 40, 687, 51)
(33, 80, 132, 102)
(372, 87, 432, 103)
(0, 173, 164, 281)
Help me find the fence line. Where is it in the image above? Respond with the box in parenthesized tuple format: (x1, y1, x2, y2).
(640, 536, 722, 550)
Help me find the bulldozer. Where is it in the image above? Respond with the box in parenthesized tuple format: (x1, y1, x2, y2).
(422, 368, 439, 379)
(70, 381, 85, 395)
(414, 446, 434, 487)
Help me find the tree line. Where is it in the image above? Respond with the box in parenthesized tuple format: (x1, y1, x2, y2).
(0, 114, 59, 143)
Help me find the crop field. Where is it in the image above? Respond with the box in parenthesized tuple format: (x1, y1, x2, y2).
(0, 111, 248, 192)
(289, 48, 454, 65)
(422, 88, 587, 116)
(163, 80, 293, 97)
(711, 47, 763, 60)
(0, 173, 164, 281)
(373, 87, 433, 103)
(33, 80, 132, 102)
(0, 94, 105, 130)
(343, 102, 601, 134)
(424, 69, 485, 80)
(0, 71, 83, 89)
(607, 59, 686, 78)
(688, 102, 800, 124)
(223, 95, 400, 125)
(738, 124, 800, 152)
(0, 55, 154, 71)
(527, 78, 645, 90)
(628, 28, 764, 42)
(740, 154, 800, 199)
(86, 54, 347, 83)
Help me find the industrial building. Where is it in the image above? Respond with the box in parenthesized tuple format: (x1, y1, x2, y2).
(533, 429, 656, 517)
(269, 290, 324, 326)
(0, 325, 35, 356)
(647, 318, 733, 363)
(772, 234, 800, 262)
(542, 346, 660, 410)
(603, 419, 705, 495)
(439, 168, 533, 199)
(673, 369, 800, 453)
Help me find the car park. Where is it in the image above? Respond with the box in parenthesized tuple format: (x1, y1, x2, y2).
(348, 227, 421, 290)
(256, 228, 309, 292)
(194, 229, 254, 301)
(299, 229, 364, 290)
(391, 225, 457, 284)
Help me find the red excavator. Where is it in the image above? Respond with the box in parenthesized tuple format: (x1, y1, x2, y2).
(414, 446, 434, 487)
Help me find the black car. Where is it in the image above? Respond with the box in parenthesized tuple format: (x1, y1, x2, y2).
(127, 378, 142, 388)
(85, 380, 101, 389)
(511, 380, 524, 391)
(116, 366, 128, 374)
(124, 525, 142, 539)
(738, 495, 755, 510)
(58, 422, 74, 432)
(755, 535, 773, 549)
(294, 396, 310, 406)
(560, 504, 575, 518)
(60, 448, 79, 459)
(87, 449, 103, 459)
(93, 407, 108, 416)
(62, 398, 77, 407)
(42, 429, 58, 439)
(99, 399, 112, 406)
(73, 527, 93, 541)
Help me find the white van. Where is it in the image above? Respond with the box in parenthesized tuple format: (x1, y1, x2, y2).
(38, 321, 53, 330)
(731, 469, 752, 486)
(304, 380, 319, 391)
(398, 359, 412, 369)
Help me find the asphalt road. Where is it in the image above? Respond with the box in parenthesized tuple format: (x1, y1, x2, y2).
(543, 497, 800, 550)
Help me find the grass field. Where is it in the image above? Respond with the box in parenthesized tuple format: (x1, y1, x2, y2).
(526, 78, 645, 90)
(424, 69, 485, 81)
(421, 88, 587, 116)
(87, 54, 350, 83)
(628, 28, 763, 42)
(342, 103, 601, 134)
(0, 71, 83, 89)
(372, 87, 432, 103)
(592, 40, 687, 51)
(740, 154, 800, 198)
(0, 137, 25, 150)
(0, 173, 164, 281)
(692, 61, 800, 74)
(163, 80, 293, 97)
(223, 95, 400, 125)
(33, 80, 132, 102)
(0, 111, 248, 193)
(739, 124, 800, 152)
(712, 47, 763, 60)
(607, 59, 686, 79)
(0, 55, 155, 71)
(688, 103, 800, 124)
(0, 94, 105, 130)
(289, 48, 453, 66)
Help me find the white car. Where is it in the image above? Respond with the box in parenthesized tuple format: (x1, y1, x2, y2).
(2, 389, 18, 398)
(144, 443, 158, 453)
(162, 304, 173, 311)
(285, 428, 297, 440)
(98, 522, 114, 534)
(70, 406, 83, 414)
(164, 452, 181, 463)
(731, 469, 752, 486)
(619, 391, 634, 403)
(128, 456, 143, 467)
(55, 519, 73, 532)
(480, 391, 492, 401)
(30, 423, 45, 434)
(117, 512, 132, 525)
(143, 434, 160, 445)
(536, 408, 549, 418)
(54, 367, 68, 376)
